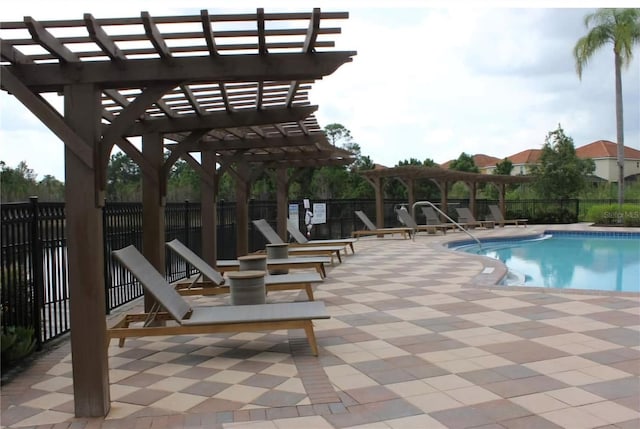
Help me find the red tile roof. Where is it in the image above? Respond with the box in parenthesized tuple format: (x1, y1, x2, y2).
(440, 154, 501, 169)
(576, 140, 640, 160)
(473, 154, 502, 168)
(507, 149, 542, 164)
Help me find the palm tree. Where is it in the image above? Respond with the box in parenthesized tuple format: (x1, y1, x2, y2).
(573, 8, 640, 205)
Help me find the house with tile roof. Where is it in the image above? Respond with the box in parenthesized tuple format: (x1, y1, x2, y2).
(480, 149, 542, 176)
(440, 154, 502, 174)
(575, 140, 640, 183)
(478, 141, 640, 183)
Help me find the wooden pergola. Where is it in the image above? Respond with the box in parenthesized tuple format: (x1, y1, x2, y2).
(0, 9, 355, 417)
(360, 165, 533, 226)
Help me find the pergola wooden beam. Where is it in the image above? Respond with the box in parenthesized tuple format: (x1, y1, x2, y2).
(11, 53, 355, 92)
(84, 14, 126, 65)
(141, 11, 173, 62)
(122, 105, 318, 136)
(24, 16, 80, 63)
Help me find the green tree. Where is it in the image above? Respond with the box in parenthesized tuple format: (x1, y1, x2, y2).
(324, 123, 352, 146)
(573, 8, 640, 205)
(484, 158, 515, 200)
(449, 152, 479, 173)
(384, 158, 439, 200)
(167, 158, 201, 202)
(0, 161, 38, 202)
(530, 125, 595, 199)
(494, 158, 513, 175)
(341, 141, 375, 198)
(106, 152, 141, 201)
(37, 175, 65, 201)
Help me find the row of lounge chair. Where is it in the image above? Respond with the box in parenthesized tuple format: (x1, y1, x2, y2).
(396, 205, 528, 237)
(108, 221, 363, 356)
(109, 244, 329, 355)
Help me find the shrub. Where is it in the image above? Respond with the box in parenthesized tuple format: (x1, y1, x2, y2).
(1, 326, 36, 372)
(530, 207, 578, 224)
(587, 204, 640, 226)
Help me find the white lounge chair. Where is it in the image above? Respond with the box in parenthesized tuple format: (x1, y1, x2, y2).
(253, 219, 345, 264)
(488, 205, 528, 227)
(421, 206, 461, 232)
(395, 207, 448, 236)
(108, 245, 329, 355)
(287, 222, 357, 254)
(352, 210, 411, 239)
(455, 207, 495, 229)
(166, 239, 323, 300)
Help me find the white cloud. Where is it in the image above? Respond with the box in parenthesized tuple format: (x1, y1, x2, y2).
(1, 1, 638, 180)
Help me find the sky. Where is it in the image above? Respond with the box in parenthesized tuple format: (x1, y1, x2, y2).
(1, 0, 639, 181)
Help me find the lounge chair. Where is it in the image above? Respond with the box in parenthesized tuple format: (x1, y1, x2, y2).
(420, 206, 461, 233)
(216, 256, 330, 278)
(108, 245, 329, 355)
(166, 239, 323, 300)
(252, 219, 345, 264)
(287, 222, 357, 254)
(488, 205, 528, 227)
(455, 207, 495, 229)
(352, 210, 411, 239)
(395, 207, 448, 236)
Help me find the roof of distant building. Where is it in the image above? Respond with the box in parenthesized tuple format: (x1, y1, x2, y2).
(440, 154, 501, 169)
(576, 140, 640, 160)
(507, 149, 543, 165)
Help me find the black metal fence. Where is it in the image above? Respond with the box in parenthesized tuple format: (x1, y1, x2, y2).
(3, 197, 638, 348)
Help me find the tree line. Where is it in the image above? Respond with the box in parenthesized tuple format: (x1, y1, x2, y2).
(3, 123, 612, 204)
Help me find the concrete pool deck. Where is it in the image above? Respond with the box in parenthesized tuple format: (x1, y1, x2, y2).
(1, 223, 639, 428)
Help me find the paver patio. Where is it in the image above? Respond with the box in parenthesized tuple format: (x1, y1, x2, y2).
(1, 223, 639, 429)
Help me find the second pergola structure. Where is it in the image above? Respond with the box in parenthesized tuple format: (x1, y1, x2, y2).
(0, 8, 355, 417)
(360, 165, 533, 226)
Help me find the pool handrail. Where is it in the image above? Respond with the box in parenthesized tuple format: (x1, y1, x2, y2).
(411, 201, 482, 248)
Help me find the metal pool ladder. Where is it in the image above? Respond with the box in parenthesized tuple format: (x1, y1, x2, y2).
(411, 201, 482, 249)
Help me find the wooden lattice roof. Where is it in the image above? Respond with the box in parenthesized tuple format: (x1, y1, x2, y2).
(0, 9, 357, 169)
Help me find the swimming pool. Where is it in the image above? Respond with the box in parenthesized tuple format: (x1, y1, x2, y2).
(451, 231, 640, 292)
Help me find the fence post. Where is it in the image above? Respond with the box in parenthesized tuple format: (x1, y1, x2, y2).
(29, 196, 43, 350)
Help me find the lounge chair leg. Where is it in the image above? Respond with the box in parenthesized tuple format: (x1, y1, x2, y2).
(303, 321, 319, 356)
(348, 243, 355, 254)
(336, 251, 342, 263)
(304, 283, 315, 301)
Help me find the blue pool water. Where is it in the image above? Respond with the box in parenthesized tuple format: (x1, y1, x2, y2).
(452, 232, 640, 292)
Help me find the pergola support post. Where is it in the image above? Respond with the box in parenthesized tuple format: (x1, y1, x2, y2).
(142, 132, 165, 312)
(499, 183, 506, 216)
(467, 181, 477, 219)
(64, 83, 110, 417)
(397, 178, 415, 211)
(275, 167, 289, 239)
(374, 177, 384, 228)
(234, 162, 251, 256)
(201, 151, 218, 265)
(440, 181, 449, 221)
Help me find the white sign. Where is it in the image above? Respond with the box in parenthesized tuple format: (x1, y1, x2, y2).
(288, 203, 299, 226)
(311, 203, 326, 224)
(303, 198, 310, 209)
